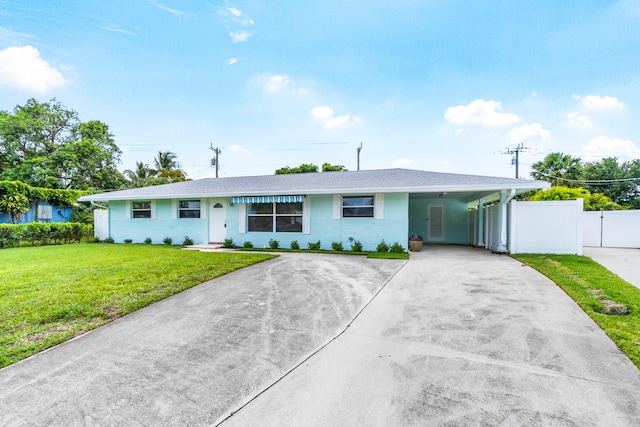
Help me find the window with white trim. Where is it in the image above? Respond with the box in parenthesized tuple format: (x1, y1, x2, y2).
(342, 196, 374, 217)
(179, 200, 201, 218)
(248, 202, 303, 232)
(132, 201, 152, 218)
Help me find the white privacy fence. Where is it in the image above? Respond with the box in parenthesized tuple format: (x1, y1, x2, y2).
(508, 199, 584, 255)
(94, 209, 109, 240)
(584, 210, 640, 248)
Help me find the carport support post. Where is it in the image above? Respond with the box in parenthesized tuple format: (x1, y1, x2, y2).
(477, 199, 485, 247)
(496, 189, 515, 253)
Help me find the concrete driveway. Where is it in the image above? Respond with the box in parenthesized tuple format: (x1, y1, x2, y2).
(0, 253, 404, 426)
(2, 247, 640, 426)
(584, 247, 640, 289)
(223, 246, 640, 426)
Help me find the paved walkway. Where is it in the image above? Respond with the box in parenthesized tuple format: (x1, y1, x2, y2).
(222, 247, 640, 426)
(584, 247, 640, 289)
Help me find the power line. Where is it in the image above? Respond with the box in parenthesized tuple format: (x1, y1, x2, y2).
(520, 162, 640, 185)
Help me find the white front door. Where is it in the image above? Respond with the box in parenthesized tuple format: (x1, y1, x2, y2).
(427, 204, 445, 242)
(209, 200, 227, 243)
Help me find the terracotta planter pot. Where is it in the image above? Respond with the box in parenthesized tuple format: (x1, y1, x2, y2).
(408, 237, 423, 252)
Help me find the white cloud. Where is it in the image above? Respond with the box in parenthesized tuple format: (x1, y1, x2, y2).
(572, 94, 624, 111)
(508, 123, 551, 141)
(393, 158, 417, 168)
(218, 6, 254, 27)
(103, 27, 136, 36)
(229, 145, 247, 152)
(264, 74, 290, 92)
(0, 27, 34, 44)
(226, 57, 238, 65)
(444, 99, 520, 127)
(149, 1, 185, 16)
(563, 112, 592, 131)
(583, 135, 640, 159)
(0, 46, 64, 93)
(230, 30, 253, 43)
(310, 106, 360, 129)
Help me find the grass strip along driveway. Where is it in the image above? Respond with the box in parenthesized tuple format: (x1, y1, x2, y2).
(0, 244, 275, 368)
(514, 254, 640, 369)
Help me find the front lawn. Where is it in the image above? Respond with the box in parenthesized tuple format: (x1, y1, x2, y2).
(513, 254, 640, 369)
(0, 244, 275, 368)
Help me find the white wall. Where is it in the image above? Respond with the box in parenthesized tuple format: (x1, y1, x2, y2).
(485, 204, 500, 252)
(509, 199, 583, 255)
(584, 210, 640, 248)
(94, 209, 109, 240)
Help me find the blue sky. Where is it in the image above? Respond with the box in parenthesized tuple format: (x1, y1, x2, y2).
(1, 0, 639, 180)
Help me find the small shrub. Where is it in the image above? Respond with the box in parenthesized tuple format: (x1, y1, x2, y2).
(331, 241, 344, 251)
(243, 241, 254, 248)
(144, 237, 152, 244)
(223, 238, 234, 248)
(268, 239, 280, 249)
(124, 239, 133, 244)
(183, 236, 194, 246)
(308, 240, 321, 250)
(163, 237, 173, 245)
(90, 237, 101, 244)
(290, 240, 300, 250)
(389, 242, 405, 253)
(105, 237, 115, 244)
(376, 240, 389, 253)
(351, 240, 363, 252)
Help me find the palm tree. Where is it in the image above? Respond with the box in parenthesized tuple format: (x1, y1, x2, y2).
(153, 151, 184, 179)
(124, 162, 155, 188)
(530, 153, 583, 187)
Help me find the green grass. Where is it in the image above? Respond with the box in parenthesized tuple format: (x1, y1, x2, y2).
(0, 244, 276, 368)
(513, 254, 640, 368)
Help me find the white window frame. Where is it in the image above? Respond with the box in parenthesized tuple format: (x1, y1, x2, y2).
(342, 195, 375, 218)
(178, 200, 201, 219)
(247, 202, 303, 232)
(132, 201, 152, 219)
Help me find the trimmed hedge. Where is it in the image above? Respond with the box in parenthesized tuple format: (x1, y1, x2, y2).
(0, 222, 92, 248)
(0, 181, 84, 208)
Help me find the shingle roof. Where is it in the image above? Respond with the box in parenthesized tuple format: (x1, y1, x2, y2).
(78, 168, 549, 202)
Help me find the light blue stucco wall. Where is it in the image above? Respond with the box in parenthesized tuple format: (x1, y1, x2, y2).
(108, 193, 409, 249)
(408, 198, 469, 244)
(0, 201, 71, 224)
(108, 200, 209, 244)
(226, 193, 409, 251)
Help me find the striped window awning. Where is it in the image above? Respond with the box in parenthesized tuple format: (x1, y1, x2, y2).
(230, 195, 305, 204)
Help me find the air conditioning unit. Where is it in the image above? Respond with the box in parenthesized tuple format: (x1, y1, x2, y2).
(37, 205, 53, 220)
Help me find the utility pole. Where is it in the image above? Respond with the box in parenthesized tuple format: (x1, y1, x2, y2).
(501, 142, 529, 179)
(210, 144, 221, 178)
(357, 142, 363, 171)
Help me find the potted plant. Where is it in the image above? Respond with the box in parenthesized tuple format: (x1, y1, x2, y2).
(408, 234, 423, 252)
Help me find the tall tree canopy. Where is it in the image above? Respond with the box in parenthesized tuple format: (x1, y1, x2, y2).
(530, 152, 583, 187)
(123, 151, 187, 188)
(0, 99, 125, 190)
(530, 153, 640, 209)
(275, 163, 347, 174)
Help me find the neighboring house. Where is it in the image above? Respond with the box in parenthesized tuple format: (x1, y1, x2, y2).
(79, 168, 550, 251)
(0, 201, 72, 224)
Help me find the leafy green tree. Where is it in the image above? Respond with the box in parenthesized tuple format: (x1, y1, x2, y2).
(322, 163, 347, 172)
(582, 158, 640, 208)
(0, 99, 125, 190)
(529, 186, 621, 211)
(275, 163, 319, 174)
(0, 193, 30, 223)
(530, 153, 583, 187)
